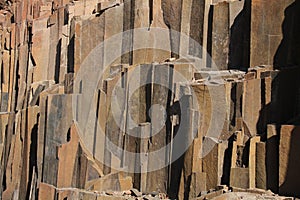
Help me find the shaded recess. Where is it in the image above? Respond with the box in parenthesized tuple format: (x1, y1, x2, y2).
(274, 0, 300, 69)
(228, 0, 251, 70)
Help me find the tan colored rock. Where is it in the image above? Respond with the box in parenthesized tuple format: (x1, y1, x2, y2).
(57, 124, 80, 188)
(208, 2, 230, 70)
(279, 125, 300, 197)
(189, 172, 207, 198)
(90, 172, 133, 192)
(2, 112, 23, 199)
(146, 64, 171, 193)
(230, 167, 249, 189)
(249, 136, 260, 188)
(250, 0, 292, 67)
(0, 0, 299, 199)
(256, 142, 266, 190)
(43, 94, 74, 186)
(38, 183, 56, 200)
(242, 78, 261, 136)
(203, 142, 227, 190)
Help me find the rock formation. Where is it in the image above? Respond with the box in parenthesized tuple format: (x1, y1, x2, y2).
(0, 0, 299, 199)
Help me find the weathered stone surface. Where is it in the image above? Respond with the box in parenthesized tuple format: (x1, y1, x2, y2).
(249, 136, 260, 188)
(279, 125, 300, 197)
(90, 172, 133, 192)
(161, 0, 182, 58)
(0, 0, 299, 199)
(203, 142, 227, 190)
(207, 2, 229, 69)
(250, 0, 294, 68)
(42, 94, 74, 186)
(189, 172, 206, 198)
(146, 64, 171, 193)
(38, 183, 56, 200)
(256, 142, 267, 190)
(57, 124, 80, 188)
(242, 78, 261, 136)
(230, 168, 249, 189)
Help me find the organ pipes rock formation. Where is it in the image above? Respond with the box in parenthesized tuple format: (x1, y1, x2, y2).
(0, 0, 300, 199)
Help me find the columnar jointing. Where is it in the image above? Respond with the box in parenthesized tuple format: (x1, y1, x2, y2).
(0, 0, 299, 199)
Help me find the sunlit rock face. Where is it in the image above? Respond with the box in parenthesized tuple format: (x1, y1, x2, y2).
(0, 0, 299, 199)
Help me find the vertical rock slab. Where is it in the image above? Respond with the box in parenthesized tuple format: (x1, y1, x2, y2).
(161, 0, 182, 57)
(179, 0, 192, 56)
(104, 4, 124, 67)
(47, 9, 61, 83)
(176, 108, 201, 200)
(146, 64, 171, 193)
(132, 0, 150, 65)
(16, 44, 29, 111)
(32, 17, 51, 82)
(71, 145, 88, 189)
(192, 84, 211, 137)
(38, 183, 56, 200)
(192, 81, 228, 140)
(73, 14, 105, 74)
(230, 167, 249, 189)
(132, 0, 171, 65)
(121, 0, 135, 65)
(59, 24, 70, 83)
(139, 123, 151, 192)
(249, 136, 260, 189)
(37, 90, 50, 186)
(202, 141, 227, 190)
(189, 172, 206, 198)
(250, 0, 271, 67)
(19, 106, 40, 199)
(266, 124, 279, 193)
(123, 64, 152, 179)
(0, 113, 9, 164)
(256, 68, 273, 134)
(279, 125, 300, 197)
(250, 0, 293, 67)
(229, 81, 244, 131)
(64, 73, 74, 94)
(0, 112, 15, 197)
(229, 131, 250, 189)
(229, 0, 245, 27)
(207, 2, 229, 69)
(2, 113, 23, 200)
(256, 142, 267, 190)
(94, 89, 107, 172)
(123, 126, 140, 187)
(0, 27, 12, 111)
(57, 124, 80, 188)
(103, 68, 126, 173)
(169, 84, 194, 200)
(189, 0, 205, 58)
(220, 81, 233, 140)
(242, 78, 261, 137)
(1, 25, 14, 112)
(228, 0, 251, 70)
(43, 94, 73, 186)
(192, 137, 202, 174)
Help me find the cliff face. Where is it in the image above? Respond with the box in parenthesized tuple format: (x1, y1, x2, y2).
(0, 0, 299, 199)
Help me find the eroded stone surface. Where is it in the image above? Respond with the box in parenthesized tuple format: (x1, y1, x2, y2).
(0, 0, 298, 199)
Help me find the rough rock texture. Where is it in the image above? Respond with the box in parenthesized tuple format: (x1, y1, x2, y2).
(0, 0, 299, 199)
